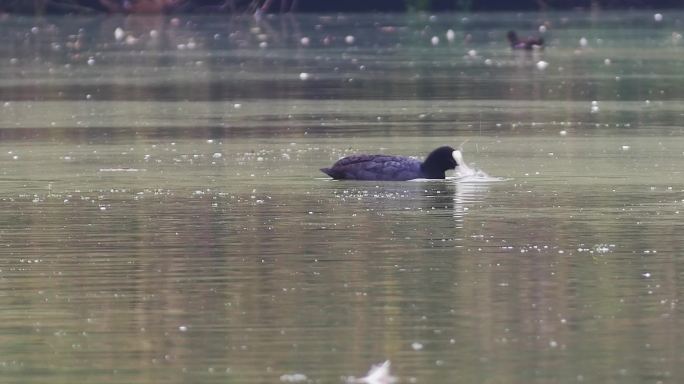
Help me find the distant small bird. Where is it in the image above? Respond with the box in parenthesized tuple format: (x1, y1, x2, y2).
(321, 146, 459, 181)
(507, 30, 544, 50)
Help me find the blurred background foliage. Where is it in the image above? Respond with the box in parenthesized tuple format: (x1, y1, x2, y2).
(1, 0, 682, 15)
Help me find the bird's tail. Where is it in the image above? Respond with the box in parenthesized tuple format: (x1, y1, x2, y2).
(320, 168, 342, 179)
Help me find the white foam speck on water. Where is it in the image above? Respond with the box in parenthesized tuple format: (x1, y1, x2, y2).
(99, 168, 145, 172)
(346, 360, 396, 384)
(280, 373, 308, 382)
(114, 27, 125, 41)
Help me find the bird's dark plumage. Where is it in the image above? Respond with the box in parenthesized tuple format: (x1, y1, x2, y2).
(507, 30, 544, 50)
(321, 146, 459, 181)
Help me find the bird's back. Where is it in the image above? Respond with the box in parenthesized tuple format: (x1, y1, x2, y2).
(321, 154, 422, 181)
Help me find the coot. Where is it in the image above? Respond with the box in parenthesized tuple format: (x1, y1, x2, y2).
(321, 146, 459, 181)
(507, 30, 544, 50)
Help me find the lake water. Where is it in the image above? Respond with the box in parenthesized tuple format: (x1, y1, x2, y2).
(1, 11, 683, 383)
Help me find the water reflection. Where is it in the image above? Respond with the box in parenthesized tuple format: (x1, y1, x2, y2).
(324, 179, 490, 236)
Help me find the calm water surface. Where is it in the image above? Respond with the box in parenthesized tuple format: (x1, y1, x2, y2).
(1, 11, 684, 384)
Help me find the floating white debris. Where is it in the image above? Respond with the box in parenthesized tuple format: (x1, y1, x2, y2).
(31, 26, 39, 34)
(125, 35, 137, 45)
(604, 58, 611, 66)
(536, 60, 549, 70)
(280, 373, 307, 383)
(654, 13, 663, 22)
(621, 145, 631, 151)
(594, 244, 615, 253)
(446, 29, 455, 42)
(300, 37, 310, 46)
(345, 35, 355, 44)
(233, 103, 242, 109)
(99, 168, 144, 172)
(411, 342, 423, 351)
(87, 57, 95, 66)
(114, 27, 125, 41)
(212, 153, 222, 159)
(299, 72, 310, 80)
(259, 41, 268, 49)
(559, 130, 567, 136)
(484, 58, 493, 66)
(539, 25, 547, 33)
(178, 325, 188, 332)
(590, 101, 600, 113)
(467, 49, 477, 57)
(347, 361, 396, 384)
(579, 37, 588, 47)
(150, 29, 159, 38)
(431, 36, 439, 46)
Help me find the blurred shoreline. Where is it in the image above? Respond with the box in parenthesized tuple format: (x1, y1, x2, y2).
(1, 0, 682, 16)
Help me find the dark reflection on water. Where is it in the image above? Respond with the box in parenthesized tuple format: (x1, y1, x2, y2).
(0, 10, 684, 384)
